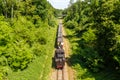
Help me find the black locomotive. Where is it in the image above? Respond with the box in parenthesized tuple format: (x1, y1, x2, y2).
(54, 48, 65, 69)
(54, 23, 65, 69)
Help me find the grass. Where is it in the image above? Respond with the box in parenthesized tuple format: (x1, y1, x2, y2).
(7, 24, 57, 80)
(64, 27, 120, 80)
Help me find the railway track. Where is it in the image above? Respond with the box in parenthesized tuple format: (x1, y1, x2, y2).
(56, 69, 64, 80)
(51, 20, 69, 80)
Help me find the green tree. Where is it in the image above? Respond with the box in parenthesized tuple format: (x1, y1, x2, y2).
(64, 0, 120, 73)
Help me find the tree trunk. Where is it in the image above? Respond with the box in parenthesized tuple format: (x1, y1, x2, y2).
(11, 4, 14, 20)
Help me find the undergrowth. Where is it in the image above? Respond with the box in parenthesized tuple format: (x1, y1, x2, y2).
(65, 27, 120, 80)
(7, 24, 57, 80)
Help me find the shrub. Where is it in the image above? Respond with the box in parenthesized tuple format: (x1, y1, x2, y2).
(38, 37, 47, 45)
(64, 20, 78, 29)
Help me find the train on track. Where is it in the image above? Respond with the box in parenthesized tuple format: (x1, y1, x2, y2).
(54, 23, 65, 69)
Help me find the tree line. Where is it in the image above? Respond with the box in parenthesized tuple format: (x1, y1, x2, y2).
(63, 0, 120, 73)
(0, 0, 56, 79)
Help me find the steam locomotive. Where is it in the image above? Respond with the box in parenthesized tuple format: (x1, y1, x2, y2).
(54, 48, 65, 69)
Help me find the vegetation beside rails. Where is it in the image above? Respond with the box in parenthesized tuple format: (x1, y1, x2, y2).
(64, 27, 120, 80)
(0, 0, 59, 79)
(63, 0, 120, 80)
(8, 24, 57, 80)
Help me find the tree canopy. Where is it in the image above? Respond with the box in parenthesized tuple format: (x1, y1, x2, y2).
(0, 0, 56, 79)
(63, 0, 120, 75)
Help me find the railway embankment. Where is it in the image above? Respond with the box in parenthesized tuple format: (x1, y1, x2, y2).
(8, 25, 57, 80)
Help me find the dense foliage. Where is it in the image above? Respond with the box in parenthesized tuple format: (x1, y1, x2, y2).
(54, 9, 63, 18)
(0, 0, 56, 79)
(64, 0, 120, 79)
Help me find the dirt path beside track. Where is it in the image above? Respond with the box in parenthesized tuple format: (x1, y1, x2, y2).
(62, 21, 75, 80)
